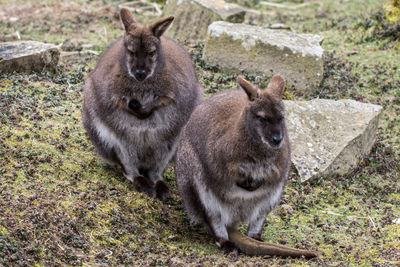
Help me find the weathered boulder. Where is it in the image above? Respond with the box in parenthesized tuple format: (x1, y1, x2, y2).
(203, 21, 324, 93)
(284, 99, 382, 182)
(0, 41, 60, 73)
(163, 0, 245, 42)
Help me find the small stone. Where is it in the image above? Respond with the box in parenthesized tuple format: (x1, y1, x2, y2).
(347, 49, 359, 56)
(281, 204, 294, 215)
(0, 41, 60, 73)
(203, 21, 324, 93)
(284, 99, 383, 182)
(61, 40, 83, 51)
(163, 0, 245, 42)
(168, 235, 178, 241)
(14, 163, 22, 168)
(28, 194, 37, 201)
(3, 173, 14, 178)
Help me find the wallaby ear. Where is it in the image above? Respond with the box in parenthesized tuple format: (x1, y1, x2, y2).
(120, 8, 137, 32)
(266, 75, 285, 97)
(237, 76, 260, 101)
(149, 16, 174, 38)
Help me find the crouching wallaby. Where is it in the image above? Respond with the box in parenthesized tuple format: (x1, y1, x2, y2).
(175, 75, 318, 258)
(82, 8, 202, 200)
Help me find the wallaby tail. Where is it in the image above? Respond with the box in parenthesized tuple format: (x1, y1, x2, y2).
(227, 227, 318, 258)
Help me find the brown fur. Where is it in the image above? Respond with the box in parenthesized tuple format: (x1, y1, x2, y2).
(82, 9, 202, 200)
(175, 75, 317, 257)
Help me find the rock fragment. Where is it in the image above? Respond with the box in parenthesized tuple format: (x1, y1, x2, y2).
(0, 41, 60, 73)
(284, 99, 382, 182)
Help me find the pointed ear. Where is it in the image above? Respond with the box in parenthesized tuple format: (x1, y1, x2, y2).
(266, 75, 285, 97)
(237, 76, 260, 101)
(120, 8, 136, 32)
(149, 16, 174, 38)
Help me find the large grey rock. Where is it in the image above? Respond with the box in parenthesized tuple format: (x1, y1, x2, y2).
(284, 99, 382, 182)
(163, 0, 245, 42)
(203, 21, 324, 93)
(0, 41, 60, 73)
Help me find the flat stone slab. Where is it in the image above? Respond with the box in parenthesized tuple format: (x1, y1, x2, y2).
(284, 99, 382, 182)
(0, 41, 60, 73)
(203, 21, 324, 93)
(163, 0, 245, 42)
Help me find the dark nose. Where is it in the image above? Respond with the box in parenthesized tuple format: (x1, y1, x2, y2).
(271, 135, 282, 146)
(135, 70, 146, 81)
(128, 99, 141, 111)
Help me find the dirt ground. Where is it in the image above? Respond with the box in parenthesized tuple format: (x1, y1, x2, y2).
(0, 0, 399, 265)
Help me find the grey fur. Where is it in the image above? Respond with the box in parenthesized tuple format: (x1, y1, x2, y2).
(82, 10, 202, 198)
(175, 75, 290, 251)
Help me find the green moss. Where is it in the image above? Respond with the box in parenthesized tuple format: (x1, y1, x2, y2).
(0, 226, 9, 235)
(384, 0, 400, 23)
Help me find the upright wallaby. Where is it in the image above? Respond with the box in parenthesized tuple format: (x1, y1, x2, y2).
(82, 8, 202, 200)
(175, 75, 317, 258)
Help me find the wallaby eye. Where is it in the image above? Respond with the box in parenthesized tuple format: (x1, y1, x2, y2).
(148, 50, 156, 57)
(256, 114, 266, 123)
(128, 50, 135, 57)
(266, 117, 274, 124)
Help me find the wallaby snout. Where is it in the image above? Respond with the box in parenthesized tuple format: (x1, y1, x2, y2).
(135, 69, 147, 81)
(264, 123, 285, 148)
(271, 134, 283, 147)
(260, 118, 285, 149)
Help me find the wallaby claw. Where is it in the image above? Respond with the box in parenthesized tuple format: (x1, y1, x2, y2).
(133, 176, 155, 197)
(155, 180, 170, 201)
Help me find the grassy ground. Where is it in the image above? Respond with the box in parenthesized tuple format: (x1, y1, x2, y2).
(0, 0, 399, 265)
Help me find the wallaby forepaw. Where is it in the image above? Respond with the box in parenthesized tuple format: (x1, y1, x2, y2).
(155, 180, 170, 201)
(133, 176, 155, 197)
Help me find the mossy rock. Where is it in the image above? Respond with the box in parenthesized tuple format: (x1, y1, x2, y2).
(0, 41, 60, 73)
(203, 21, 324, 93)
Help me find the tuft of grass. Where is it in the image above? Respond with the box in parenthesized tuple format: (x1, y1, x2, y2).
(384, 0, 400, 23)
